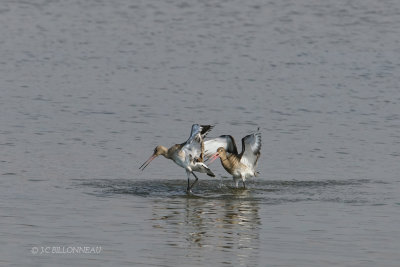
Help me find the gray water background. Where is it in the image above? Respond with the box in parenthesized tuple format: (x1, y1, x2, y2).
(1, 0, 400, 266)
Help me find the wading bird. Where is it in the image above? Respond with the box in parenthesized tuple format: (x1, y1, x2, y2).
(205, 129, 261, 188)
(139, 124, 215, 193)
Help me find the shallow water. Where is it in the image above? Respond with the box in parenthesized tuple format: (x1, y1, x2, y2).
(1, 0, 400, 266)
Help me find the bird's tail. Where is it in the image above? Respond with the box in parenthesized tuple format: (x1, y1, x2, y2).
(206, 167, 215, 177)
(196, 162, 215, 177)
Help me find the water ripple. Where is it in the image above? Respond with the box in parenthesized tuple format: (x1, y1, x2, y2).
(76, 178, 383, 205)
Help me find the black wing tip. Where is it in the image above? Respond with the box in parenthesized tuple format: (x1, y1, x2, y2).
(254, 129, 261, 140)
(189, 124, 213, 138)
(200, 124, 213, 130)
(200, 125, 214, 136)
(220, 134, 234, 138)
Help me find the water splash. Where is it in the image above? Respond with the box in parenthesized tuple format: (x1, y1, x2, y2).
(76, 178, 385, 205)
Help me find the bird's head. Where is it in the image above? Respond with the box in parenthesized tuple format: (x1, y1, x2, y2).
(208, 147, 226, 164)
(139, 145, 167, 171)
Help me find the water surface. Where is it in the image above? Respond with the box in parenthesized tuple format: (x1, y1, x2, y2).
(1, 0, 400, 266)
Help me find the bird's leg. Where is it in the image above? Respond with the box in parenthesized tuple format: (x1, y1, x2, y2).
(186, 170, 191, 193)
(188, 172, 199, 191)
(241, 175, 246, 189)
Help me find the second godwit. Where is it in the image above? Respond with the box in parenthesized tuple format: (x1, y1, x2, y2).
(139, 124, 215, 193)
(206, 129, 261, 188)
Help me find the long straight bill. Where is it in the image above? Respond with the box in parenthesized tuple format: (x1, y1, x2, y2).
(208, 153, 220, 164)
(139, 154, 157, 170)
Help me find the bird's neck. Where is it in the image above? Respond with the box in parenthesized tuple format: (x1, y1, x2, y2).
(220, 154, 239, 174)
(219, 153, 231, 167)
(165, 145, 180, 159)
(158, 146, 170, 159)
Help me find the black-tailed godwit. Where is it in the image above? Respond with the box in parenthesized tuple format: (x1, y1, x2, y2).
(139, 124, 215, 193)
(206, 129, 261, 188)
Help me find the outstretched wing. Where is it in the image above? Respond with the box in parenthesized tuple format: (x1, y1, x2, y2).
(199, 125, 213, 139)
(239, 130, 261, 168)
(182, 124, 213, 162)
(204, 135, 238, 159)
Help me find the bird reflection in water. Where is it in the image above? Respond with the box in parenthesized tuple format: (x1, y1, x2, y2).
(150, 191, 261, 265)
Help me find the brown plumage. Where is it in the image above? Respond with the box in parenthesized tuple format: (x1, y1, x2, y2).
(208, 130, 261, 188)
(139, 124, 215, 193)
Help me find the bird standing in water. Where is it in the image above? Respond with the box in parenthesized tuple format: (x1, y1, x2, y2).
(139, 124, 215, 193)
(206, 129, 261, 188)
